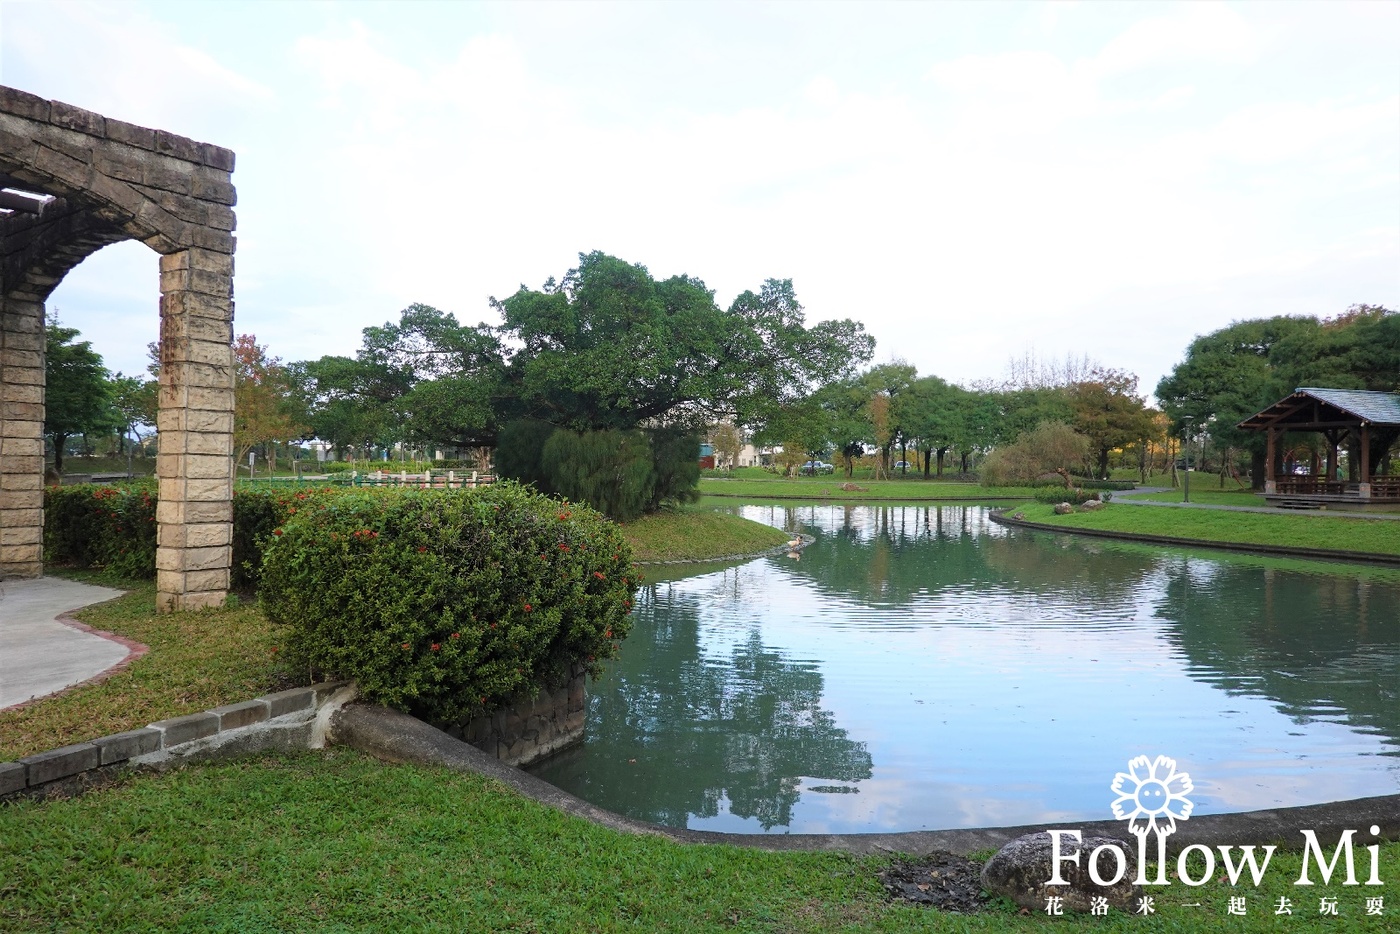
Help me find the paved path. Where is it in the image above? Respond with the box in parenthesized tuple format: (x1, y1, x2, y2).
(0, 577, 132, 711)
(1113, 488, 1400, 521)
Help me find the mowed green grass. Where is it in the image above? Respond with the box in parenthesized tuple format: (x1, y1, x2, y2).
(0, 581, 285, 761)
(1014, 503, 1400, 557)
(700, 476, 1039, 501)
(1128, 488, 1278, 507)
(2, 749, 1394, 933)
(621, 507, 790, 562)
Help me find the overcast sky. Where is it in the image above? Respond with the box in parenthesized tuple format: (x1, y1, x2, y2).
(3, 1, 1396, 399)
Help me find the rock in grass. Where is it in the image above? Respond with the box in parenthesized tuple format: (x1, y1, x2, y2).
(980, 832, 1140, 914)
(1054, 502, 1074, 515)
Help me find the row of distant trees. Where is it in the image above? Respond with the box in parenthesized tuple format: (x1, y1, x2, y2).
(44, 318, 303, 475)
(44, 249, 1397, 503)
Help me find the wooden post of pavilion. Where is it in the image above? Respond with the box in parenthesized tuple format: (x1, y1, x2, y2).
(1265, 426, 1277, 494)
(1360, 423, 1371, 498)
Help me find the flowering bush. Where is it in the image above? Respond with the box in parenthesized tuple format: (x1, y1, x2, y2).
(257, 482, 638, 723)
(43, 481, 158, 579)
(43, 482, 351, 589)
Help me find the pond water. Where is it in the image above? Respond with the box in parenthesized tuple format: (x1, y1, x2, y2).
(531, 503, 1400, 834)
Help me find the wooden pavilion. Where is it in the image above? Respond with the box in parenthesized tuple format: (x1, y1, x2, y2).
(1238, 388, 1400, 509)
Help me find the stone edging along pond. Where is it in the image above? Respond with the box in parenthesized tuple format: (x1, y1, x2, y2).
(988, 509, 1400, 567)
(8, 685, 1396, 858)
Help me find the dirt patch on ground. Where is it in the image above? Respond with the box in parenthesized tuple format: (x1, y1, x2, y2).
(879, 851, 991, 914)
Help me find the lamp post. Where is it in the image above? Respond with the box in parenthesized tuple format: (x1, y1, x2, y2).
(1182, 416, 1194, 504)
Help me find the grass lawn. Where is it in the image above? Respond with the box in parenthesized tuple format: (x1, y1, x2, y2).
(700, 476, 1039, 501)
(0, 581, 287, 762)
(1125, 488, 1271, 507)
(621, 506, 789, 562)
(1012, 503, 1400, 557)
(1, 749, 1393, 933)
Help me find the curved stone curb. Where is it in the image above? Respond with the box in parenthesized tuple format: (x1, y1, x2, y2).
(0, 680, 351, 801)
(989, 510, 1400, 567)
(637, 533, 815, 566)
(329, 703, 1400, 856)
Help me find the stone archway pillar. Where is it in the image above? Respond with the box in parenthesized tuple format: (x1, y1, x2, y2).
(155, 247, 234, 611)
(0, 293, 46, 578)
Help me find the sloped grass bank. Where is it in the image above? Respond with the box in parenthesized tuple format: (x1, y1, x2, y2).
(622, 506, 790, 562)
(1, 750, 1394, 933)
(1010, 503, 1400, 557)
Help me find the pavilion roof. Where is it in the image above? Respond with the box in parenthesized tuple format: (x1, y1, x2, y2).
(1238, 388, 1400, 431)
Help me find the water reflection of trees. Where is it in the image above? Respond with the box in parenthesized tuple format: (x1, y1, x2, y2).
(770, 504, 1159, 610)
(1157, 561, 1400, 750)
(769, 503, 1400, 751)
(534, 586, 872, 829)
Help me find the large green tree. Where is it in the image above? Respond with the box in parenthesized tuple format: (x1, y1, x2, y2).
(493, 253, 873, 432)
(1067, 367, 1155, 479)
(44, 317, 112, 473)
(294, 304, 504, 457)
(105, 372, 157, 454)
(1155, 308, 1398, 484)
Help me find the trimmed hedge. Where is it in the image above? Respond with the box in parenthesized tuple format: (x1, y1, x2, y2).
(43, 483, 353, 590)
(43, 480, 158, 580)
(1031, 487, 1103, 505)
(1030, 477, 1136, 491)
(258, 483, 638, 722)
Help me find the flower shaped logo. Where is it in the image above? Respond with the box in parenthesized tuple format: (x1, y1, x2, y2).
(1110, 755, 1194, 838)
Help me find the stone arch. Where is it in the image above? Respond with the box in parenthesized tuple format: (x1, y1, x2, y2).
(1, 86, 237, 611)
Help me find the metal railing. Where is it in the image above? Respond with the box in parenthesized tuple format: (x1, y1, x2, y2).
(243, 470, 496, 490)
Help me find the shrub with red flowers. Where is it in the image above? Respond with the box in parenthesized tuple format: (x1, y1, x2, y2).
(257, 482, 638, 722)
(43, 481, 158, 579)
(44, 482, 353, 589)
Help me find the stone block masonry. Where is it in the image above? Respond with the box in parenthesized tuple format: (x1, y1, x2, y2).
(0, 85, 235, 612)
(0, 681, 350, 801)
(443, 667, 588, 767)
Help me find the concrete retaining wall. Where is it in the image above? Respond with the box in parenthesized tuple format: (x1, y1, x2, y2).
(441, 668, 586, 767)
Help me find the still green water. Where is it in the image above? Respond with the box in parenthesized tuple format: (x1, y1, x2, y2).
(531, 504, 1400, 834)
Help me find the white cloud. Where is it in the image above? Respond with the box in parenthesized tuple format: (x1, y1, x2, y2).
(7, 1, 1396, 393)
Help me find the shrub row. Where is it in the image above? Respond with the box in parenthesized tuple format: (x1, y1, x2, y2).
(43, 483, 355, 590)
(1031, 487, 1104, 505)
(258, 484, 638, 723)
(43, 480, 159, 581)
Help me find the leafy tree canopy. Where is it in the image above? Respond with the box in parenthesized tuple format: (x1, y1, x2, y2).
(493, 252, 874, 433)
(44, 316, 112, 472)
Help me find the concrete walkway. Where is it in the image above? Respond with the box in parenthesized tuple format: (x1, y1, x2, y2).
(0, 577, 133, 711)
(1113, 487, 1400, 520)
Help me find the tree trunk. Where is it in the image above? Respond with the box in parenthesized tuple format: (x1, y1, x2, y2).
(936, 447, 947, 478)
(1097, 447, 1110, 480)
(922, 447, 931, 479)
(52, 433, 68, 473)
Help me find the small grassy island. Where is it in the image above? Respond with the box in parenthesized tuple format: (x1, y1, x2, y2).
(622, 506, 791, 563)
